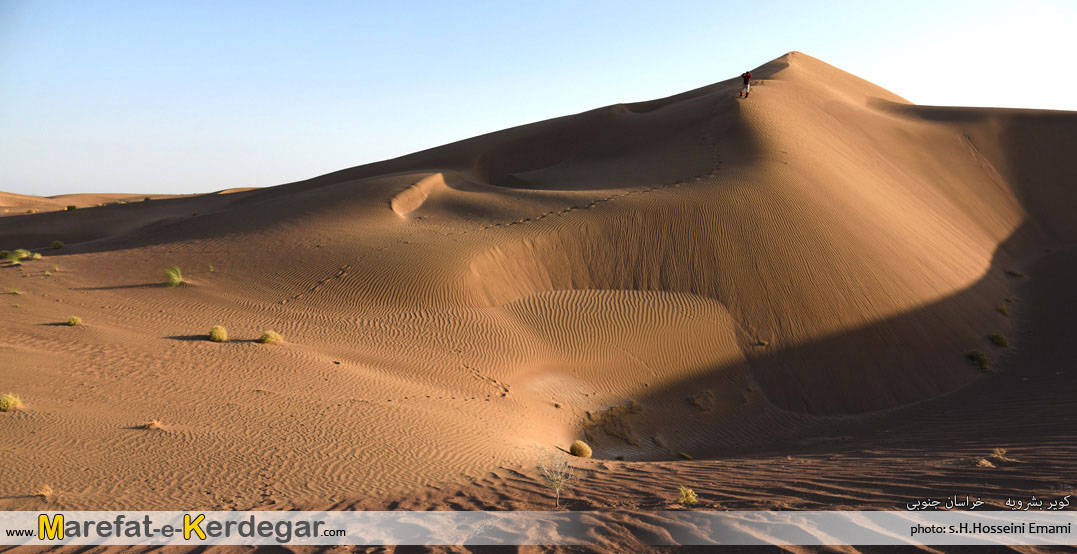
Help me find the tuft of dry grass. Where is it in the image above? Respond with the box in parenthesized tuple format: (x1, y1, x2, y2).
(996, 305, 1010, 317)
(164, 265, 183, 287)
(988, 333, 1009, 347)
(8, 288, 19, 295)
(569, 439, 592, 458)
(66, 315, 82, 326)
(35, 485, 55, 501)
(142, 419, 165, 430)
(678, 451, 694, 460)
(538, 458, 576, 508)
(975, 458, 995, 468)
(258, 330, 283, 344)
(966, 350, 991, 372)
(678, 485, 699, 506)
(208, 325, 227, 342)
(51, 240, 64, 249)
(990, 447, 1018, 463)
(1, 393, 23, 412)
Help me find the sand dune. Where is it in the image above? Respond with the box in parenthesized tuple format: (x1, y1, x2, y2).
(1, 51, 1076, 546)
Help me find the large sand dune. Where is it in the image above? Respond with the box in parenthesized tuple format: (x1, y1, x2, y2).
(2, 52, 1076, 526)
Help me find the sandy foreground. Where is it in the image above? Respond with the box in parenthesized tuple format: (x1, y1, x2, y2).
(1, 52, 1076, 552)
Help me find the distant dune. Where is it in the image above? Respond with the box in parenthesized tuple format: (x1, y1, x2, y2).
(1, 52, 1076, 521)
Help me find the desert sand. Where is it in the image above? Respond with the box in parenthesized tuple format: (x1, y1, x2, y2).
(2, 52, 1076, 550)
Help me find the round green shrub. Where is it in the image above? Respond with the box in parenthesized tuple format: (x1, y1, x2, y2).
(208, 325, 228, 342)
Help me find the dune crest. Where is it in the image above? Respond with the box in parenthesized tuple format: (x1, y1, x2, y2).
(390, 172, 448, 216)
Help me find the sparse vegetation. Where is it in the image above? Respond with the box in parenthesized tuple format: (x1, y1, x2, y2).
(66, 316, 82, 326)
(569, 439, 592, 458)
(164, 265, 183, 287)
(51, 265, 59, 272)
(208, 325, 228, 342)
(51, 241, 63, 249)
(538, 458, 576, 508)
(988, 333, 1009, 347)
(8, 288, 20, 295)
(975, 458, 995, 468)
(144, 197, 151, 202)
(35, 485, 54, 501)
(30, 252, 41, 260)
(0, 250, 8, 258)
(26, 209, 37, 214)
(990, 447, 1018, 463)
(678, 451, 695, 460)
(12, 249, 30, 261)
(1, 393, 23, 412)
(208, 263, 215, 273)
(966, 350, 991, 371)
(44, 271, 51, 277)
(65, 205, 76, 211)
(678, 485, 699, 506)
(997, 305, 1010, 317)
(755, 339, 769, 347)
(258, 330, 283, 344)
(142, 419, 164, 430)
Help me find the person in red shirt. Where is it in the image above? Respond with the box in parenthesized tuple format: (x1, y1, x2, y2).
(738, 71, 752, 98)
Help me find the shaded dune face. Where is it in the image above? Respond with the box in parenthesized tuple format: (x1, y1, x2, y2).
(2, 51, 1077, 501)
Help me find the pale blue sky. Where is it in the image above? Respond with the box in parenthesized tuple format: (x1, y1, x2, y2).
(1, 0, 1074, 196)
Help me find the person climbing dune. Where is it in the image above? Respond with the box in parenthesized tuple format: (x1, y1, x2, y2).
(738, 70, 752, 98)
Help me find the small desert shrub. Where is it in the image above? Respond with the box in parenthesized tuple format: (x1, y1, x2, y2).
(569, 439, 592, 458)
(966, 350, 990, 371)
(30, 252, 42, 260)
(35, 485, 54, 500)
(988, 333, 1009, 347)
(0, 250, 8, 258)
(208, 325, 227, 342)
(51, 240, 64, 249)
(66, 316, 82, 326)
(678, 485, 699, 506)
(8, 288, 20, 295)
(164, 265, 183, 287)
(51, 265, 59, 272)
(538, 458, 576, 508)
(997, 305, 1010, 317)
(143, 197, 151, 202)
(975, 458, 995, 468)
(44, 271, 51, 277)
(990, 447, 1017, 462)
(12, 249, 30, 261)
(0, 393, 23, 412)
(26, 209, 38, 214)
(65, 205, 76, 211)
(678, 451, 695, 460)
(208, 263, 215, 273)
(258, 330, 283, 344)
(142, 419, 164, 430)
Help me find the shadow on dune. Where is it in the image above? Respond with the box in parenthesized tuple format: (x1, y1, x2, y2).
(578, 103, 1077, 461)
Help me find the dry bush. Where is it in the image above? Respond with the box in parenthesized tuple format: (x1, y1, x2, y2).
(569, 439, 592, 458)
(0, 393, 23, 412)
(678, 485, 699, 506)
(258, 330, 283, 344)
(538, 458, 576, 508)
